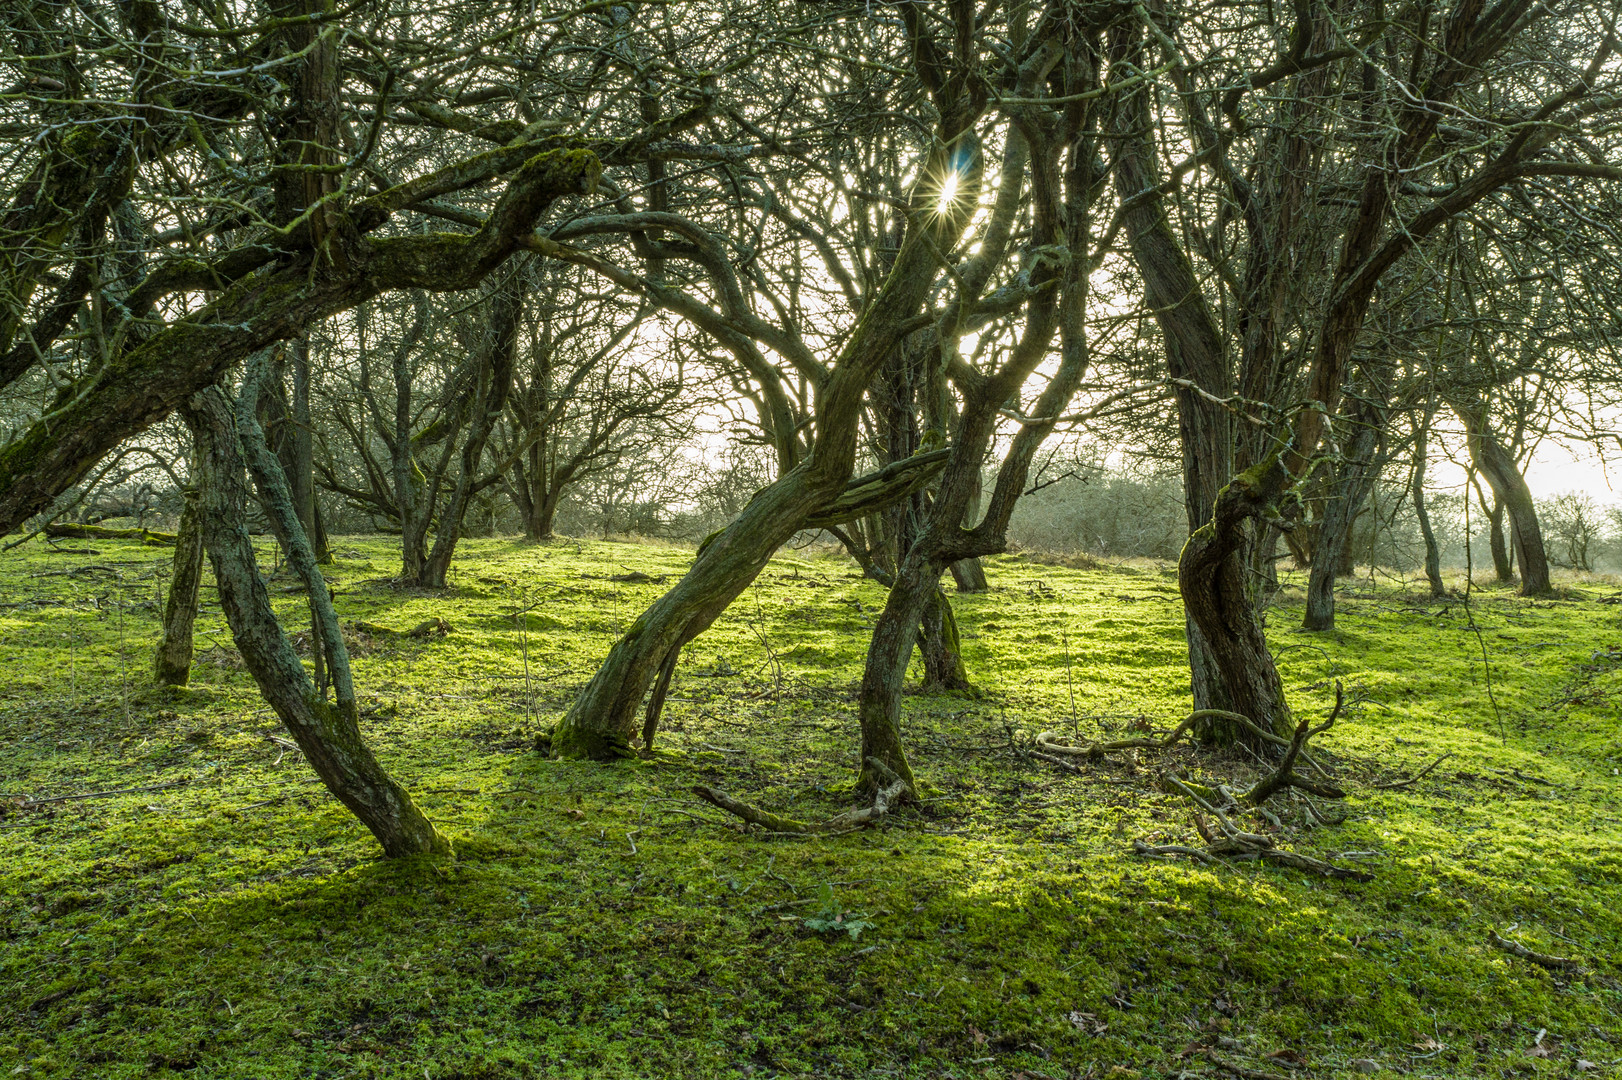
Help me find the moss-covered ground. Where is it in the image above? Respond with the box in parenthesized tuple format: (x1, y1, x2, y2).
(1, 535, 1618, 1079)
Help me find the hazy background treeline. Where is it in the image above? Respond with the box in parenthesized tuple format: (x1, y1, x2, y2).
(59, 437, 1622, 576)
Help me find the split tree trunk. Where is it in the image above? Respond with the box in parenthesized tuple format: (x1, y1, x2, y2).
(184, 384, 444, 857)
(153, 489, 204, 686)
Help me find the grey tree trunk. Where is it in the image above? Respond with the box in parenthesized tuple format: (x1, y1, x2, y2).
(153, 488, 204, 686)
(184, 383, 444, 857)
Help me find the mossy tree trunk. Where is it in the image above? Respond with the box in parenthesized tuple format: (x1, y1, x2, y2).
(153, 488, 204, 686)
(1178, 452, 1297, 748)
(919, 586, 971, 691)
(184, 383, 445, 857)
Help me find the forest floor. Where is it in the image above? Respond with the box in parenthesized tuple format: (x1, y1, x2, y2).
(0, 534, 1619, 1080)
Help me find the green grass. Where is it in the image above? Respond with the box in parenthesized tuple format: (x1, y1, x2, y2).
(1, 535, 1619, 1079)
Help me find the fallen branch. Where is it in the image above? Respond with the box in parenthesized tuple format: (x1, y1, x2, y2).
(1140, 773, 1371, 881)
(694, 758, 909, 835)
(1489, 930, 1584, 973)
(1203, 1054, 1297, 1080)
(1241, 684, 1346, 805)
(349, 617, 452, 639)
(1371, 752, 1452, 790)
(17, 779, 190, 808)
(45, 523, 176, 545)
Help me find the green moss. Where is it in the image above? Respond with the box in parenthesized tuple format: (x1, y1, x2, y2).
(0, 536, 1618, 1078)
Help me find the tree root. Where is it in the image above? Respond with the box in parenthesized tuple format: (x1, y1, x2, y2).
(1489, 930, 1585, 973)
(693, 758, 909, 835)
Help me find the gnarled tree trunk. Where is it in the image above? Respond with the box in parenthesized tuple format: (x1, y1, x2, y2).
(549, 123, 986, 760)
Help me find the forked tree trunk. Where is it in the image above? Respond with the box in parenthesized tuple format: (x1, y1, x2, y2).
(153, 488, 204, 686)
(184, 384, 444, 857)
(550, 130, 986, 760)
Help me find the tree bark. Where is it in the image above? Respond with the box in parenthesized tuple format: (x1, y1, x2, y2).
(184, 385, 445, 857)
(153, 489, 204, 686)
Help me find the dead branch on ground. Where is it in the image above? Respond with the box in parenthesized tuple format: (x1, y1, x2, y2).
(1489, 930, 1585, 973)
(694, 758, 909, 835)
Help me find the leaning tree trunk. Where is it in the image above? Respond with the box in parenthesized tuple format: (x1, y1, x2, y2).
(184, 383, 444, 857)
(549, 128, 985, 760)
(153, 488, 204, 686)
(1458, 405, 1550, 595)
